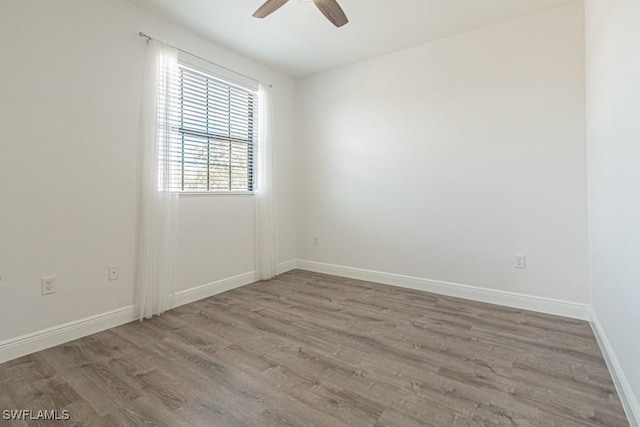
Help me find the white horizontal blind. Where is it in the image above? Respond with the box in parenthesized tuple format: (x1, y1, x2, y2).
(161, 64, 258, 193)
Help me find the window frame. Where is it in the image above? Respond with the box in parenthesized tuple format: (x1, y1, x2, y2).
(166, 60, 259, 196)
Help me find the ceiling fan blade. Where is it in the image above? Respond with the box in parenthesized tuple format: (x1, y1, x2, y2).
(252, 0, 290, 18)
(312, 0, 349, 27)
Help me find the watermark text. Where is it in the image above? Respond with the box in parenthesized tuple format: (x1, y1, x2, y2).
(2, 409, 70, 421)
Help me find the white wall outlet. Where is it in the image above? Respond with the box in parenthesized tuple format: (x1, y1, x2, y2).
(515, 255, 526, 269)
(313, 236, 319, 246)
(109, 265, 120, 281)
(41, 276, 56, 295)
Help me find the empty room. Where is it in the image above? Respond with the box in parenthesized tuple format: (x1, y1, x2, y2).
(0, 0, 638, 425)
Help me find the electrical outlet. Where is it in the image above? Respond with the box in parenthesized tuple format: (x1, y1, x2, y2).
(109, 265, 120, 281)
(41, 276, 56, 295)
(313, 236, 319, 246)
(515, 255, 526, 269)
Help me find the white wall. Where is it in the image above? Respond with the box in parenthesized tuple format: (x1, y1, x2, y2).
(586, 0, 640, 421)
(0, 0, 296, 341)
(296, 2, 588, 304)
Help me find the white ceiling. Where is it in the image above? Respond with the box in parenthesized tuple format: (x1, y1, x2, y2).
(127, 0, 577, 77)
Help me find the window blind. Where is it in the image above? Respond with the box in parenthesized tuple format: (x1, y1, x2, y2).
(162, 64, 258, 193)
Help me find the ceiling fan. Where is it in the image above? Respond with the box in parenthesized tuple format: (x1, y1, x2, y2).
(253, 0, 349, 28)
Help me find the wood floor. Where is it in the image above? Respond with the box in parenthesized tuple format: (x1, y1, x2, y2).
(0, 270, 629, 426)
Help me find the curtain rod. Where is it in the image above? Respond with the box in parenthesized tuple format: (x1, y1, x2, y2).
(139, 32, 267, 86)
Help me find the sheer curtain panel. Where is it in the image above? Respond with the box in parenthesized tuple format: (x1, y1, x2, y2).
(136, 40, 179, 320)
(255, 83, 278, 280)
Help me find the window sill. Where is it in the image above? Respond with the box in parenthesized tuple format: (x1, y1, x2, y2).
(176, 191, 255, 197)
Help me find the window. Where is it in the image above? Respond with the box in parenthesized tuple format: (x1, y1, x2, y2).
(163, 64, 258, 193)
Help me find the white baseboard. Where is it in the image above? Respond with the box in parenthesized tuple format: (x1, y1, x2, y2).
(0, 306, 136, 364)
(0, 260, 300, 364)
(171, 259, 299, 308)
(172, 271, 257, 308)
(278, 259, 299, 275)
(296, 260, 590, 320)
(590, 310, 640, 427)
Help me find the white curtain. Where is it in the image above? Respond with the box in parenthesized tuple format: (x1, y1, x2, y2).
(136, 40, 179, 320)
(255, 83, 279, 280)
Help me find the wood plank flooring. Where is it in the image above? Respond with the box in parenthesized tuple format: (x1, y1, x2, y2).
(0, 270, 629, 426)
